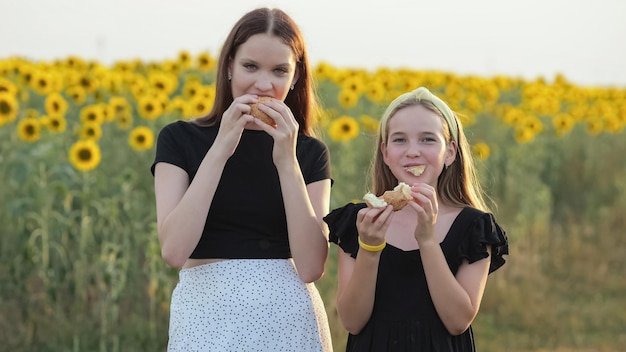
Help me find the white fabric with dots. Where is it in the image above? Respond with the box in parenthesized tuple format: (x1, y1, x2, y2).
(167, 259, 333, 351)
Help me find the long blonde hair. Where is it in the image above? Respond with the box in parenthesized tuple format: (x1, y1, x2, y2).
(369, 87, 492, 212)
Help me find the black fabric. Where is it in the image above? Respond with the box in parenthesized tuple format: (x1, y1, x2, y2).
(324, 204, 509, 351)
(151, 120, 332, 259)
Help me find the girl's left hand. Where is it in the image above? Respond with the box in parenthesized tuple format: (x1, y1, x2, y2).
(408, 183, 438, 244)
(253, 98, 299, 168)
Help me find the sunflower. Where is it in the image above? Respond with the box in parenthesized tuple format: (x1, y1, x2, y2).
(503, 108, 526, 126)
(116, 111, 133, 130)
(149, 72, 178, 95)
(199, 85, 216, 101)
(464, 92, 482, 113)
(137, 95, 163, 120)
(328, 115, 359, 142)
(99, 72, 124, 94)
(167, 96, 191, 118)
(162, 60, 181, 75)
(0, 92, 19, 125)
(79, 121, 103, 141)
(364, 80, 386, 103)
(471, 142, 491, 161)
(585, 119, 603, 136)
(17, 118, 41, 142)
(78, 74, 99, 93)
(0, 77, 17, 96)
(552, 113, 575, 137)
(24, 108, 39, 119)
(68, 140, 101, 171)
(341, 75, 364, 95)
(45, 92, 68, 116)
(107, 96, 131, 119)
(47, 114, 67, 133)
(80, 104, 105, 124)
(522, 115, 543, 134)
(196, 52, 216, 72)
(130, 76, 148, 99)
(177, 50, 192, 69)
(64, 56, 86, 70)
(338, 89, 359, 109)
(182, 81, 202, 100)
(128, 126, 155, 151)
(189, 96, 212, 117)
(375, 69, 399, 90)
(514, 126, 536, 144)
(153, 92, 170, 112)
(30, 70, 55, 95)
(314, 61, 335, 81)
(359, 114, 379, 134)
(66, 85, 87, 105)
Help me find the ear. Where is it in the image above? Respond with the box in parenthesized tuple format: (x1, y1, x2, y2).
(445, 140, 457, 167)
(381, 141, 390, 165)
(291, 66, 300, 87)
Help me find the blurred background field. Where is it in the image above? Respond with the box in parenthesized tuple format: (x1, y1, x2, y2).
(1, 51, 625, 352)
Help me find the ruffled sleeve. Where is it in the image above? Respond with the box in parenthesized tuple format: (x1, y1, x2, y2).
(458, 211, 509, 273)
(323, 202, 367, 258)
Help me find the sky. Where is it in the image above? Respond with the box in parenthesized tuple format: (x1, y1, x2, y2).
(1, 0, 625, 87)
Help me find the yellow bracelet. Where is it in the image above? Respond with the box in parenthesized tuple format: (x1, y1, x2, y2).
(358, 237, 386, 252)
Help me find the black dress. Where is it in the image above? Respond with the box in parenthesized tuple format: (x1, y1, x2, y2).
(324, 203, 509, 352)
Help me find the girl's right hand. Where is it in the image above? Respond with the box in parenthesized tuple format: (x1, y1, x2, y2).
(356, 205, 394, 248)
(213, 95, 256, 157)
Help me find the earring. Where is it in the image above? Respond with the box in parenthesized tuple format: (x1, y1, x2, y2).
(290, 83, 295, 91)
(228, 72, 232, 81)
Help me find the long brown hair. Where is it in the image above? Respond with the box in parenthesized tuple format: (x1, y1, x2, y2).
(193, 8, 319, 137)
(369, 87, 493, 212)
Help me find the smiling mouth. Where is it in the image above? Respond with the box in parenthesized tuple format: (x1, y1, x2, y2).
(405, 165, 425, 176)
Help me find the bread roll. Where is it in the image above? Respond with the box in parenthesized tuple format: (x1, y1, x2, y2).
(363, 182, 412, 211)
(405, 165, 425, 176)
(249, 96, 276, 126)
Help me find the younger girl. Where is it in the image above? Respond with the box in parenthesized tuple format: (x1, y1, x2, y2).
(324, 87, 508, 351)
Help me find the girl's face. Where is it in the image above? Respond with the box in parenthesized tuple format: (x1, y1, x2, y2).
(229, 33, 299, 101)
(381, 104, 456, 187)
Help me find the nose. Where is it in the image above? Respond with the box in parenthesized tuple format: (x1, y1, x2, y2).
(406, 141, 421, 157)
(254, 72, 273, 91)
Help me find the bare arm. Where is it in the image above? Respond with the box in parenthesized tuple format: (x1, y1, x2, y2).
(154, 97, 256, 268)
(253, 99, 332, 282)
(154, 146, 229, 268)
(419, 242, 491, 335)
(279, 172, 331, 283)
(335, 206, 393, 334)
(410, 183, 492, 335)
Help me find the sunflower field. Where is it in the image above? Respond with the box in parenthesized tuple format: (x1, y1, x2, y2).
(1, 51, 625, 352)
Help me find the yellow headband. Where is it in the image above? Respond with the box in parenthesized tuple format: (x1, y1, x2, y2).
(381, 87, 458, 142)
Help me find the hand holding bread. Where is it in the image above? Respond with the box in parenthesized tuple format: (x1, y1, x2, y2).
(249, 96, 276, 127)
(363, 182, 413, 211)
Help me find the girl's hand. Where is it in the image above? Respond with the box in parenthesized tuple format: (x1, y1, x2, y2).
(408, 183, 438, 244)
(252, 98, 299, 168)
(356, 205, 394, 248)
(214, 95, 256, 157)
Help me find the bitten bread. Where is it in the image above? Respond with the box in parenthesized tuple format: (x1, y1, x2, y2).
(405, 165, 425, 176)
(363, 182, 413, 211)
(249, 96, 276, 126)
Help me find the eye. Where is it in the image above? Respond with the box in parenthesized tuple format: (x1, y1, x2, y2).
(391, 137, 406, 143)
(243, 63, 257, 71)
(274, 67, 289, 75)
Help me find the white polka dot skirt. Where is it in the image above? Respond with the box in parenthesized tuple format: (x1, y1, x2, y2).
(167, 259, 333, 352)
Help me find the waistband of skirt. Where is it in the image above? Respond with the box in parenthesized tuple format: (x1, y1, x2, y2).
(178, 258, 295, 280)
